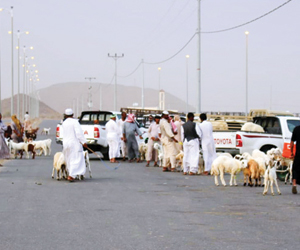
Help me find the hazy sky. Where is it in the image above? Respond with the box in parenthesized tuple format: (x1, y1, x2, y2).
(0, 0, 299, 113)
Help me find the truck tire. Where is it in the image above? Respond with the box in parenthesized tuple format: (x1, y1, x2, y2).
(260, 145, 276, 154)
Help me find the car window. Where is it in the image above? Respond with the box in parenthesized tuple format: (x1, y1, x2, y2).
(81, 114, 90, 121)
(98, 114, 105, 122)
(287, 119, 300, 133)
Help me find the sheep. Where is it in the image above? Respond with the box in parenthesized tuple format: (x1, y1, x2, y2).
(52, 152, 67, 180)
(153, 142, 163, 167)
(263, 161, 281, 196)
(175, 150, 204, 174)
(243, 158, 260, 187)
(241, 122, 264, 132)
(43, 139, 52, 156)
(210, 155, 247, 186)
(138, 142, 148, 161)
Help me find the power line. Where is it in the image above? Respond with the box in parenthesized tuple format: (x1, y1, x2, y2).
(145, 32, 197, 65)
(202, 0, 293, 34)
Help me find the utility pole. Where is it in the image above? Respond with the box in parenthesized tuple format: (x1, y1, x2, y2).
(197, 0, 201, 113)
(85, 77, 96, 110)
(108, 53, 124, 111)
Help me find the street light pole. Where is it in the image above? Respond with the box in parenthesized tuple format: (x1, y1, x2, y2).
(85, 77, 96, 110)
(108, 53, 124, 111)
(142, 59, 145, 109)
(245, 31, 249, 116)
(16, 31, 29, 119)
(186, 55, 189, 113)
(10, 6, 14, 116)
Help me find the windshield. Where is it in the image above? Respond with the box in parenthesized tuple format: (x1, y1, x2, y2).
(287, 119, 300, 133)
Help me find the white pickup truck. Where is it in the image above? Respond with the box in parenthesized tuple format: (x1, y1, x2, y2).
(212, 115, 300, 155)
(56, 111, 147, 158)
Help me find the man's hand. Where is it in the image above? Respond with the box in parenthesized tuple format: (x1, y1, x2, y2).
(173, 137, 178, 143)
(139, 135, 143, 140)
(124, 138, 127, 143)
(82, 143, 88, 148)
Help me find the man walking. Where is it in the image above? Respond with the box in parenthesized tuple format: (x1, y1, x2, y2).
(199, 113, 217, 175)
(62, 108, 88, 182)
(290, 125, 300, 194)
(159, 111, 178, 172)
(181, 113, 201, 175)
(105, 114, 120, 163)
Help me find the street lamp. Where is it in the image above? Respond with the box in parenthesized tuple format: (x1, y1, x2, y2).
(85, 77, 96, 110)
(185, 55, 190, 113)
(245, 31, 249, 117)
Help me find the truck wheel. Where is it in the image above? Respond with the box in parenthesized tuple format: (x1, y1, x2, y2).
(260, 145, 276, 154)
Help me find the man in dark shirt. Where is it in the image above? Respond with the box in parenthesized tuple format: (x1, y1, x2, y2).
(290, 125, 300, 194)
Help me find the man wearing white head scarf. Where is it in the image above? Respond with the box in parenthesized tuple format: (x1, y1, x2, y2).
(62, 108, 88, 182)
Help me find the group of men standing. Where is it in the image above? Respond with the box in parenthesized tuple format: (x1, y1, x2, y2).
(146, 111, 217, 175)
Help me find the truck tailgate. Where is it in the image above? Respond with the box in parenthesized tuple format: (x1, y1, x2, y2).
(213, 131, 237, 149)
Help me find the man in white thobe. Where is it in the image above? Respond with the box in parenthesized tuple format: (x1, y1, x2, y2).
(146, 115, 160, 167)
(198, 113, 217, 175)
(62, 108, 88, 182)
(117, 111, 127, 161)
(159, 111, 178, 172)
(181, 113, 201, 175)
(105, 114, 120, 163)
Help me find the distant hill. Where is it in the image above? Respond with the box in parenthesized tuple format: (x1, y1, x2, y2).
(37, 82, 193, 116)
(1, 94, 61, 119)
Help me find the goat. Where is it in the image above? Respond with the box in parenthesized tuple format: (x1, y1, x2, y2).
(8, 140, 31, 159)
(153, 142, 163, 167)
(31, 140, 48, 156)
(263, 161, 281, 196)
(78, 150, 92, 180)
(41, 127, 51, 135)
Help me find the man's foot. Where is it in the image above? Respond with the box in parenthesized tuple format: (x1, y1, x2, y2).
(292, 185, 297, 194)
(67, 176, 74, 182)
(189, 172, 195, 175)
(202, 171, 209, 176)
(183, 172, 187, 175)
(122, 157, 126, 161)
(136, 158, 140, 163)
(153, 162, 158, 167)
(170, 168, 176, 172)
(162, 167, 169, 172)
(146, 162, 150, 167)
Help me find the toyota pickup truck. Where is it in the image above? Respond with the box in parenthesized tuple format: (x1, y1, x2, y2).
(211, 114, 300, 156)
(56, 111, 147, 157)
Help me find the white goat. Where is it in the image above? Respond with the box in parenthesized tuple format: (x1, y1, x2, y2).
(211, 155, 247, 186)
(52, 152, 67, 180)
(80, 150, 92, 179)
(8, 140, 30, 159)
(41, 127, 51, 135)
(32, 140, 48, 156)
(263, 161, 281, 196)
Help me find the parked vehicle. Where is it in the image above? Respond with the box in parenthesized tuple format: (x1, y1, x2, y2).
(56, 111, 147, 158)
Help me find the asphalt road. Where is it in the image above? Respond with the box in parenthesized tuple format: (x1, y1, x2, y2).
(0, 120, 299, 250)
